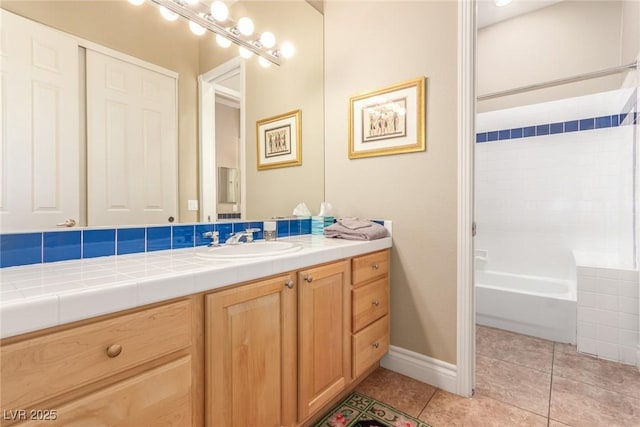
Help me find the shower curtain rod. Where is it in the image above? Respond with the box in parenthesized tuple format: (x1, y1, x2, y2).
(477, 61, 638, 101)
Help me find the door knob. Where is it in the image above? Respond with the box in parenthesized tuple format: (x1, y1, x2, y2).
(285, 280, 295, 289)
(304, 275, 313, 283)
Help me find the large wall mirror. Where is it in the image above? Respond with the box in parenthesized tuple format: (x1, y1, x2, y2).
(0, 0, 324, 231)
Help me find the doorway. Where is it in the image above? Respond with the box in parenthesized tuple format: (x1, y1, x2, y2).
(199, 58, 246, 222)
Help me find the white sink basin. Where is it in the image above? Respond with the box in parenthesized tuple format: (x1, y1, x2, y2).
(197, 241, 302, 259)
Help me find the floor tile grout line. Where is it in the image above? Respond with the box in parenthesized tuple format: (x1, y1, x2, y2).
(417, 387, 438, 420)
(476, 350, 554, 374)
(550, 371, 640, 402)
(547, 342, 556, 427)
(478, 351, 554, 377)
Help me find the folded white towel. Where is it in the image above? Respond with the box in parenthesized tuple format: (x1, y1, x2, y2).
(324, 218, 388, 241)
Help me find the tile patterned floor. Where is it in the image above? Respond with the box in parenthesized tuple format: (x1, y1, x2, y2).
(355, 325, 640, 426)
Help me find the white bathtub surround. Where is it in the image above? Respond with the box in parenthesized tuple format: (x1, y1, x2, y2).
(574, 251, 639, 366)
(0, 234, 392, 339)
(476, 270, 577, 343)
(476, 89, 635, 282)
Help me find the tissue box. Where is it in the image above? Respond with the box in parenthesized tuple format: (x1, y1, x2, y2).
(311, 216, 335, 235)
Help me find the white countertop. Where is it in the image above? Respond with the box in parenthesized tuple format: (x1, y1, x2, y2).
(0, 235, 392, 339)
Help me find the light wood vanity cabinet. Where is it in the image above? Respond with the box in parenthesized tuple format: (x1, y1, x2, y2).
(205, 273, 297, 427)
(0, 248, 389, 427)
(0, 298, 202, 427)
(297, 260, 350, 422)
(351, 250, 390, 378)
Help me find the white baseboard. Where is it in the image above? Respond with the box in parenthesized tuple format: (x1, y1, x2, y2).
(380, 345, 457, 394)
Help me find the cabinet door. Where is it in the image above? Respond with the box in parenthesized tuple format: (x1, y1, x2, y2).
(18, 356, 193, 427)
(298, 260, 350, 421)
(206, 274, 297, 427)
(0, 10, 79, 230)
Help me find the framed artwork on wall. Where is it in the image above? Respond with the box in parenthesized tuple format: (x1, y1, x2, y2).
(348, 77, 426, 159)
(256, 109, 302, 170)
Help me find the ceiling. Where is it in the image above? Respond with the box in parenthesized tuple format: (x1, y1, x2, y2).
(478, 0, 563, 29)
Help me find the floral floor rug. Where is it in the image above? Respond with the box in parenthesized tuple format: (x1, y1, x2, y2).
(313, 392, 431, 427)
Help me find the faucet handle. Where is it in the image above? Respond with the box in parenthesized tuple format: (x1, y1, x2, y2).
(244, 228, 261, 243)
(203, 231, 220, 246)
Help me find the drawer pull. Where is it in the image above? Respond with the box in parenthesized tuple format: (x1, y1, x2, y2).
(106, 344, 122, 358)
(372, 300, 380, 307)
(304, 275, 313, 283)
(372, 342, 380, 349)
(372, 263, 380, 270)
(285, 280, 295, 289)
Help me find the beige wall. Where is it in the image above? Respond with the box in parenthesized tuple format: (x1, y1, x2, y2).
(622, 0, 640, 64)
(478, 1, 624, 112)
(2, 0, 201, 223)
(324, 1, 458, 364)
(200, 1, 324, 219)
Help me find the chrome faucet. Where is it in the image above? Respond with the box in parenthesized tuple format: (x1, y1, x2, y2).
(225, 228, 261, 245)
(202, 231, 220, 247)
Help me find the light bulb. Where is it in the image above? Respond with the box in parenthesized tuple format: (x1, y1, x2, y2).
(260, 32, 276, 49)
(280, 41, 295, 58)
(160, 6, 178, 21)
(239, 46, 253, 59)
(128, 0, 145, 5)
(210, 1, 229, 21)
(216, 34, 231, 48)
(237, 17, 254, 36)
(258, 57, 272, 68)
(189, 21, 206, 36)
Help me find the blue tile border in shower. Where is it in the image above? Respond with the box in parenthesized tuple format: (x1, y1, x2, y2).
(0, 217, 385, 268)
(476, 109, 638, 144)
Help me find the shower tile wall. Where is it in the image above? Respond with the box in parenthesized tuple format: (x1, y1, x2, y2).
(475, 89, 636, 280)
(576, 265, 639, 365)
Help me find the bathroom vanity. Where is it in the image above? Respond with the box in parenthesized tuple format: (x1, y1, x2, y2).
(0, 236, 391, 426)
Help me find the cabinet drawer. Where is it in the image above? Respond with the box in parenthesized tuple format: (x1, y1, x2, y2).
(19, 356, 193, 427)
(1, 299, 192, 412)
(352, 250, 389, 286)
(352, 277, 388, 333)
(352, 316, 389, 378)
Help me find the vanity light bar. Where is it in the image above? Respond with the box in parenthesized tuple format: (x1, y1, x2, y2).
(148, 0, 283, 66)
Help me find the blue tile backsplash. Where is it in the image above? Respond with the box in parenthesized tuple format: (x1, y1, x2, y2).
(0, 217, 382, 268)
(83, 229, 116, 259)
(0, 233, 42, 268)
(43, 231, 81, 263)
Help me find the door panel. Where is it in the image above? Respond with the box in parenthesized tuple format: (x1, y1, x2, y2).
(86, 49, 177, 226)
(0, 10, 79, 230)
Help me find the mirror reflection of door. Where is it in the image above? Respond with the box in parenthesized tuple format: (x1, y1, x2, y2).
(214, 79, 241, 219)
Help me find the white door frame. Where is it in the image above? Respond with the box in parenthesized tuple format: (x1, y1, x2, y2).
(456, 0, 476, 397)
(198, 57, 246, 222)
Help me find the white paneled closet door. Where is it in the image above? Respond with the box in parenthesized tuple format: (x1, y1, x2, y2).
(86, 50, 177, 226)
(0, 10, 80, 231)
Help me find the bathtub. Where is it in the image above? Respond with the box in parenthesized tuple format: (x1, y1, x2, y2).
(476, 270, 577, 344)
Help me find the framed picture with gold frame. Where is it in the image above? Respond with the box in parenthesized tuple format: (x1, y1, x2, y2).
(256, 109, 302, 170)
(348, 77, 425, 159)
